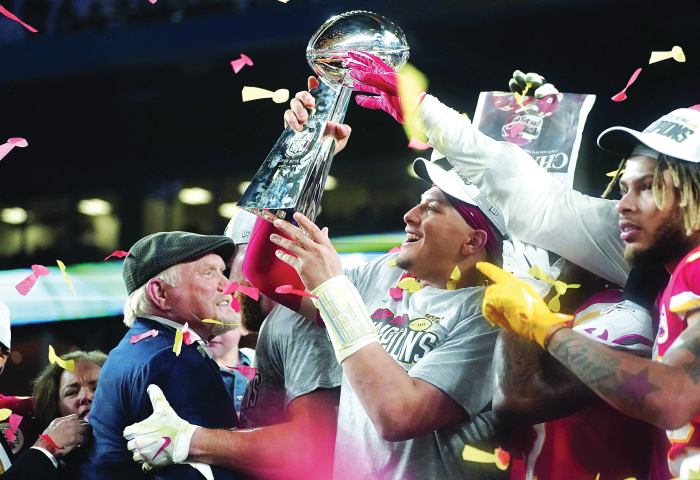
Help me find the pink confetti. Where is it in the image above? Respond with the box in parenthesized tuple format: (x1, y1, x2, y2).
(181, 322, 195, 345)
(275, 284, 319, 299)
(4, 414, 22, 443)
(149, 0, 157, 3)
(388, 246, 401, 253)
(130, 329, 159, 344)
(15, 264, 50, 296)
(612, 68, 642, 102)
(104, 250, 130, 260)
(408, 138, 431, 150)
(0, 6, 37, 32)
(232, 364, 257, 380)
(223, 282, 238, 295)
(389, 287, 403, 300)
(510, 123, 525, 136)
(231, 296, 241, 312)
(223, 281, 259, 300)
(0, 138, 28, 162)
(38, 433, 63, 450)
(230, 54, 254, 74)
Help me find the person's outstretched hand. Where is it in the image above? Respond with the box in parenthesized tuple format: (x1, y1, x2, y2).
(345, 51, 424, 124)
(35, 414, 90, 459)
(477, 262, 572, 348)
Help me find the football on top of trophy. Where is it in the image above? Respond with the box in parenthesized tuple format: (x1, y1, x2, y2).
(306, 11, 410, 89)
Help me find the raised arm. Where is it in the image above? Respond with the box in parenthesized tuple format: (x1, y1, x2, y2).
(269, 213, 471, 441)
(418, 95, 627, 286)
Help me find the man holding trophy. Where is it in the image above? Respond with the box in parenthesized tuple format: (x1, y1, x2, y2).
(123, 11, 510, 480)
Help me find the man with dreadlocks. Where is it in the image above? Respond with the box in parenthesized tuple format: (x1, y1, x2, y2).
(475, 107, 700, 480)
(343, 53, 700, 478)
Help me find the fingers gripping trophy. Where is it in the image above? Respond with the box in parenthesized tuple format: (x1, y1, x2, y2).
(237, 11, 409, 224)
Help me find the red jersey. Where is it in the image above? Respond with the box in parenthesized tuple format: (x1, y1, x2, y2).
(509, 290, 654, 480)
(655, 245, 700, 478)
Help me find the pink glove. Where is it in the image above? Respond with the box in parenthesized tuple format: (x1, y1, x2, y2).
(345, 51, 422, 124)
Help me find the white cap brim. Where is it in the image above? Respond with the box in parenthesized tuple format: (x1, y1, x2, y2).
(412, 158, 478, 206)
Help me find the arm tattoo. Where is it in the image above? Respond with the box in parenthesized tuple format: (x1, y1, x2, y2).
(549, 331, 661, 409)
(665, 320, 700, 384)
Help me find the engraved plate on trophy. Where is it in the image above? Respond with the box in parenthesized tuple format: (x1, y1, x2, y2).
(237, 10, 409, 224)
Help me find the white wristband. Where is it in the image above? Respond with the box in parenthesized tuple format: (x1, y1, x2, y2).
(311, 275, 379, 363)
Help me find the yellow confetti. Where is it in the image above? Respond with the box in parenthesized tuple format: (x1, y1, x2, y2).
(56, 260, 76, 295)
(173, 328, 184, 356)
(606, 169, 625, 177)
(462, 445, 510, 470)
(48, 345, 75, 371)
(387, 259, 398, 267)
(397, 276, 422, 293)
(0, 408, 11, 421)
(242, 86, 289, 103)
(202, 319, 241, 326)
(446, 265, 461, 290)
(528, 265, 580, 312)
(397, 63, 429, 144)
(649, 46, 685, 64)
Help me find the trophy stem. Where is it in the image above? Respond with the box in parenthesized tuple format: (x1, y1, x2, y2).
(296, 85, 352, 223)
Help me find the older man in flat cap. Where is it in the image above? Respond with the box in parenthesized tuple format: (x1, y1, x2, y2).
(81, 232, 242, 480)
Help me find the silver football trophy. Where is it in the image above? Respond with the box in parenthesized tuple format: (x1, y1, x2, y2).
(237, 11, 409, 224)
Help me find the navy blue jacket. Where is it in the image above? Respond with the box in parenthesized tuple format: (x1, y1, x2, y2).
(81, 318, 241, 479)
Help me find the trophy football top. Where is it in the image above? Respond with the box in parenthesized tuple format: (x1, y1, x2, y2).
(306, 11, 410, 89)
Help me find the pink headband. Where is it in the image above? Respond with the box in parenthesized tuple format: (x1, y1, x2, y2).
(441, 190, 503, 263)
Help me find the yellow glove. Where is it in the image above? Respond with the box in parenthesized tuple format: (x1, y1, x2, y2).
(477, 262, 572, 348)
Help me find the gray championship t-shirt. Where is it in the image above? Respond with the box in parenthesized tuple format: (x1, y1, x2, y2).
(334, 253, 508, 480)
(239, 305, 343, 428)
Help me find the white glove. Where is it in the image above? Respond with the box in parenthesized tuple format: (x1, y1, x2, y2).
(123, 385, 212, 479)
(502, 238, 563, 299)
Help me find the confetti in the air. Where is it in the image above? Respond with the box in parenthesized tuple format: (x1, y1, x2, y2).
(203, 319, 241, 326)
(275, 284, 318, 299)
(397, 63, 429, 144)
(173, 328, 184, 356)
(408, 138, 431, 150)
(0, 138, 28, 162)
(105, 250, 130, 260)
(242, 86, 290, 104)
(3, 414, 22, 443)
(528, 264, 580, 312)
(649, 46, 685, 64)
(39, 433, 64, 449)
(232, 364, 257, 380)
(0, 409, 11, 421)
(231, 296, 241, 312)
(612, 68, 642, 102)
(48, 345, 75, 371)
(446, 266, 461, 291)
(606, 169, 625, 177)
(462, 445, 510, 470)
(15, 264, 50, 296)
(130, 330, 159, 344)
(56, 260, 76, 295)
(397, 275, 422, 293)
(149, 0, 157, 4)
(230, 54, 254, 74)
(223, 281, 259, 300)
(0, 6, 37, 32)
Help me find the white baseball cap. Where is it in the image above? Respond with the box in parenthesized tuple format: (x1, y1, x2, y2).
(412, 158, 509, 238)
(598, 106, 700, 163)
(0, 301, 10, 349)
(224, 208, 258, 245)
